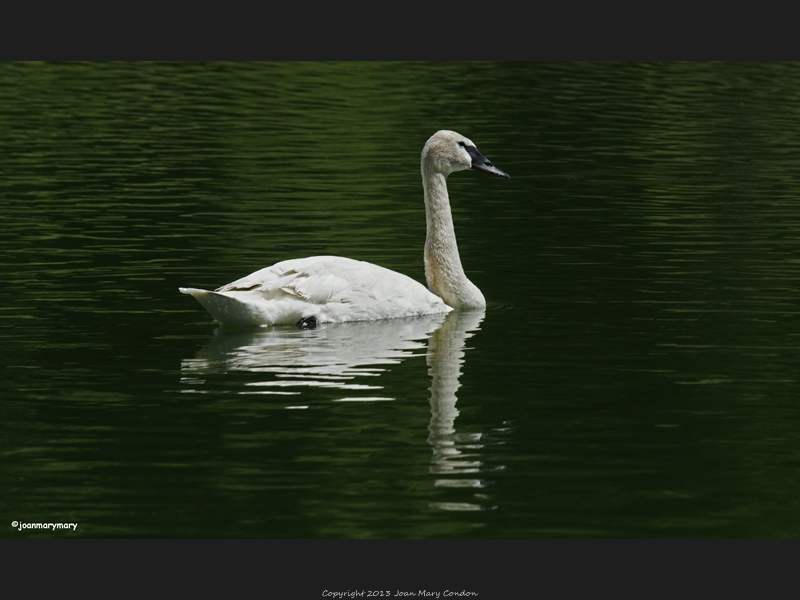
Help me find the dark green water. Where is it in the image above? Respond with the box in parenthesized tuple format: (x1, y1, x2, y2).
(3, 62, 800, 538)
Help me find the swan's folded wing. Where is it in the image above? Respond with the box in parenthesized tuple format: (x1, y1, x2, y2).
(183, 255, 450, 326)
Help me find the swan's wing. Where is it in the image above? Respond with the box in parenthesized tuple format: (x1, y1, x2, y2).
(216, 256, 367, 301)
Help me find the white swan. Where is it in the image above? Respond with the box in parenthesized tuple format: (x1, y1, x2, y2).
(179, 130, 509, 328)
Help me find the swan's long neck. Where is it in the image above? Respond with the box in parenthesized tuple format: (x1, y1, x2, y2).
(422, 162, 486, 309)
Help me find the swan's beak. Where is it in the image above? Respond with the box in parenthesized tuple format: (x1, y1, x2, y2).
(466, 146, 510, 178)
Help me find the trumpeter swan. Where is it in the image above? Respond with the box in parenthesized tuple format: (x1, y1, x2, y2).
(180, 130, 509, 328)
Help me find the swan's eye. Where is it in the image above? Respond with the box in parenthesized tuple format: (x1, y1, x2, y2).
(457, 141, 466, 147)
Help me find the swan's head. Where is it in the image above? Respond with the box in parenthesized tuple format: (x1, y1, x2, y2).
(422, 130, 510, 179)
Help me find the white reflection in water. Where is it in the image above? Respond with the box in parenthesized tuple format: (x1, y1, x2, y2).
(425, 310, 497, 511)
(181, 309, 497, 511)
(181, 314, 448, 396)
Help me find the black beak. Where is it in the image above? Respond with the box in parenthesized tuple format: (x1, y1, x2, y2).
(465, 145, 510, 179)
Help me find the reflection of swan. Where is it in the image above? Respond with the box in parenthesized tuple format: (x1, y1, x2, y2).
(425, 309, 496, 511)
(181, 308, 498, 510)
(427, 310, 484, 440)
(181, 313, 449, 399)
(179, 130, 509, 328)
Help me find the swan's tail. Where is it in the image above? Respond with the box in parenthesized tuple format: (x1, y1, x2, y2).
(179, 287, 270, 328)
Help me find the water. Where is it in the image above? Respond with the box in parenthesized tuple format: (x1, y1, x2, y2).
(3, 62, 800, 538)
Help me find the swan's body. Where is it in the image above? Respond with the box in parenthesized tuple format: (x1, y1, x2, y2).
(180, 130, 509, 328)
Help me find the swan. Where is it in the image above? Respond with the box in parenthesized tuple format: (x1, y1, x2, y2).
(179, 130, 509, 328)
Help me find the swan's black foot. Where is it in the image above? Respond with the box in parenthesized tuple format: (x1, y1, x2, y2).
(296, 316, 317, 329)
